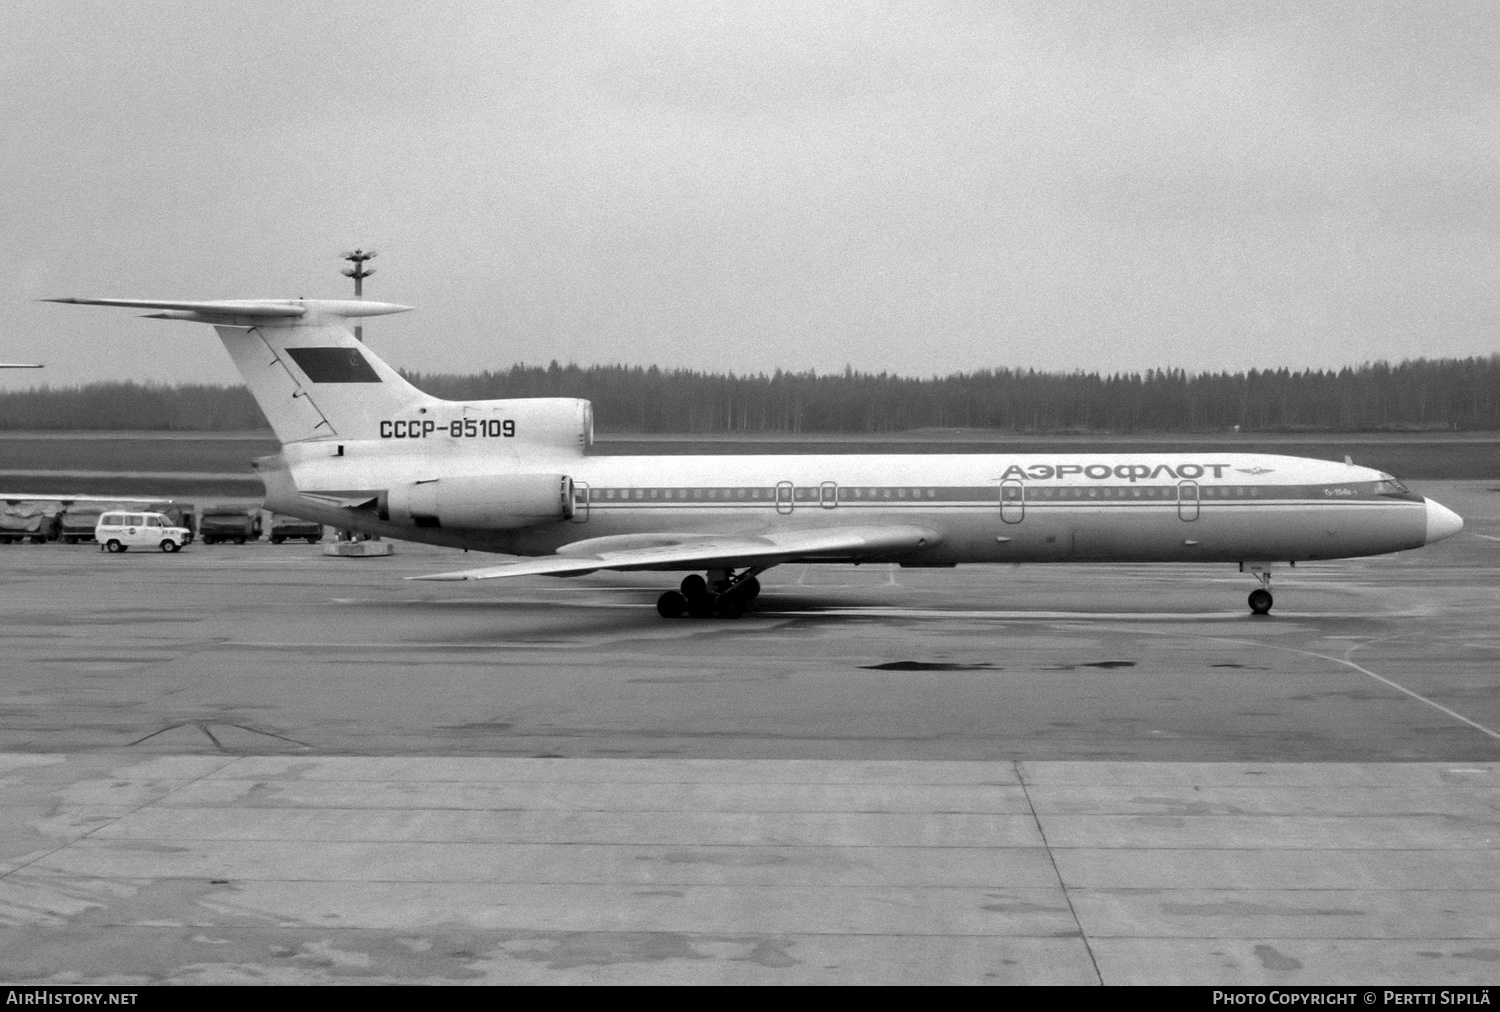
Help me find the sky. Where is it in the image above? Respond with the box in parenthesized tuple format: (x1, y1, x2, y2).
(2, 1, 1496, 387)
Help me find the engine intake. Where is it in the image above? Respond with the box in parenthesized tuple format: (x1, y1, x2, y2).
(380, 473, 574, 529)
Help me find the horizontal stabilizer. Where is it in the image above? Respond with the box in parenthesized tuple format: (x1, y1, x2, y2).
(45, 298, 411, 327)
(408, 524, 941, 582)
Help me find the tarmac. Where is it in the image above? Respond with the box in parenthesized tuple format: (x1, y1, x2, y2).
(0, 480, 1496, 984)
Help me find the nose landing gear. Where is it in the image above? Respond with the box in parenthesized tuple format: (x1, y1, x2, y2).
(657, 567, 765, 619)
(1248, 587, 1273, 615)
(1242, 562, 1275, 616)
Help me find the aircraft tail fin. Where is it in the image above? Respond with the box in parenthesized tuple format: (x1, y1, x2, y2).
(46, 298, 428, 444)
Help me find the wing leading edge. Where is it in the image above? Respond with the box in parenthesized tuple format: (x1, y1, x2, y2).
(407, 524, 941, 582)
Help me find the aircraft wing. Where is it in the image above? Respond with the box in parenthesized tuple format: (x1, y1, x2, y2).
(407, 524, 940, 582)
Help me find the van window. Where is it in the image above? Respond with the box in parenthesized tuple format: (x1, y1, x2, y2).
(146, 516, 161, 527)
(100, 514, 119, 526)
(126, 514, 144, 525)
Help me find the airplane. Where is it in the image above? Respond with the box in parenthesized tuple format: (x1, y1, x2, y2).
(0, 363, 43, 368)
(48, 297, 1464, 617)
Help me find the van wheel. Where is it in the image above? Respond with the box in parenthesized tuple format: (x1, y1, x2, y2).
(106, 540, 124, 553)
(160, 539, 180, 553)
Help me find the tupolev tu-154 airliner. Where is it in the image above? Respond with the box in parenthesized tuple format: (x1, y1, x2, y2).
(50, 298, 1464, 618)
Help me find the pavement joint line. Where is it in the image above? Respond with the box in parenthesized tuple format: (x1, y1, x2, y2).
(0, 754, 244, 884)
(1016, 760, 1103, 985)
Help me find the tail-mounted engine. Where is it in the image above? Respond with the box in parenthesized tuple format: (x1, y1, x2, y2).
(504, 398, 593, 454)
(380, 473, 574, 529)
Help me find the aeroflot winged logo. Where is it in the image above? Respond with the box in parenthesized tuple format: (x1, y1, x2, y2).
(1236, 466, 1276, 475)
(997, 463, 1234, 482)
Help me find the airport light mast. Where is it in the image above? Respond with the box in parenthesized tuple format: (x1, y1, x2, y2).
(340, 248, 376, 342)
(333, 247, 386, 551)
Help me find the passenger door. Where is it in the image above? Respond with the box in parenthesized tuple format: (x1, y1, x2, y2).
(1000, 479, 1025, 524)
(1177, 481, 1200, 521)
(775, 481, 794, 515)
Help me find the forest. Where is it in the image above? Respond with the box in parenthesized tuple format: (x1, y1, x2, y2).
(2, 357, 1497, 433)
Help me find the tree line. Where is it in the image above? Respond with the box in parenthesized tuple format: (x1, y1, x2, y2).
(3, 357, 1498, 433)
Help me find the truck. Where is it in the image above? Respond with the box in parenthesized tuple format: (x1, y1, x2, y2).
(198, 506, 262, 545)
(268, 513, 323, 544)
(0, 500, 64, 544)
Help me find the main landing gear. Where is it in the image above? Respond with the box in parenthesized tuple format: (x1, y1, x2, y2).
(657, 568, 765, 619)
(1242, 562, 1275, 616)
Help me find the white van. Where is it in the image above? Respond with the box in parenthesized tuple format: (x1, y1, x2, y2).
(96, 512, 191, 553)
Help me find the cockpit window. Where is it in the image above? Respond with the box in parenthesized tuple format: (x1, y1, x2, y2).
(1375, 478, 1411, 495)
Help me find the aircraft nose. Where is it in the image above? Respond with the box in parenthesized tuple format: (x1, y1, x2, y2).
(1424, 498, 1464, 544)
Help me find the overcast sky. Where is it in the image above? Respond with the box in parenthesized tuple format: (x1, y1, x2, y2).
(3, 1, 1496, 388)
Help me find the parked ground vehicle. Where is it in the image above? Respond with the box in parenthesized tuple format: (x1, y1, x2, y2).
(0, 500, 64, 544)
(199, 506, 262, 545)
(95, 511, 192, 553)
(269, 513, 322, 544)
(59, 500, 181, 543)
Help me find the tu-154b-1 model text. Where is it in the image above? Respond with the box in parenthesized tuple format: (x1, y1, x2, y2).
(50, 298, 1463, 617)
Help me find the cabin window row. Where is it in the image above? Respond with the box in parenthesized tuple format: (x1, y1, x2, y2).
(1026, 486, 1264, 500)
(589, 485, 1270, 502)
(595, 487, 941, 501)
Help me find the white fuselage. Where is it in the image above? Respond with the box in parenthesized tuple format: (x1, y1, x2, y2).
(260, 442, 1438, 567)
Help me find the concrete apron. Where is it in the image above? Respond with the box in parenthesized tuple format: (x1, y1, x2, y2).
(0, 755, 1494, 986)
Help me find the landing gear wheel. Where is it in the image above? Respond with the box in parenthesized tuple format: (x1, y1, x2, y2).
(740, 576, 761, 602)
(715, 594, 748, 619)
(680, 574, 707, 599)
(105, 540, 124, 553)
(160, 539, 180, 553)
(271, 536, 285, 545)
(686, 593, 716, 618)
(656, 591, 687, 618)
(1248, 588, 1273, 615)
